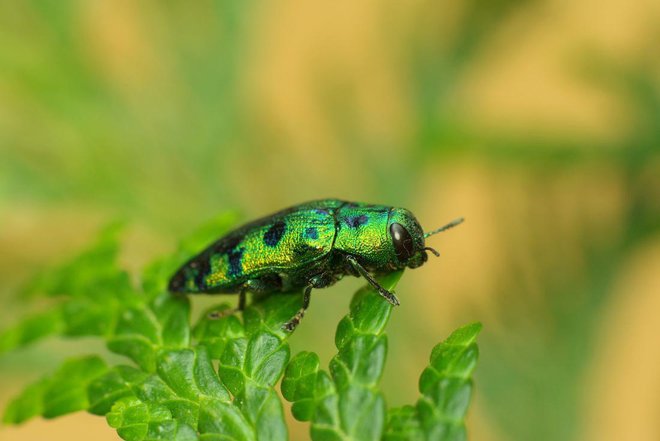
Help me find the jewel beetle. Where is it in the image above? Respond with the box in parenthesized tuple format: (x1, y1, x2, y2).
(168, 199, 463, 331)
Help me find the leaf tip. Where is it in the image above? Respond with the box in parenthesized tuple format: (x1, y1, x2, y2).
(447, 322, 482, 345)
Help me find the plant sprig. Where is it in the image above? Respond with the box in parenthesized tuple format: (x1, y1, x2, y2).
(1, 218, 481, 440)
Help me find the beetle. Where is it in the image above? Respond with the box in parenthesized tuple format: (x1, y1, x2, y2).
(168, 199, 463, 331)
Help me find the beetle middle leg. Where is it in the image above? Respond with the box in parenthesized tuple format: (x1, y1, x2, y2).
(282, 273, 335, 332)
(282, 285, 312, 332)
(208, 276, 279, 319)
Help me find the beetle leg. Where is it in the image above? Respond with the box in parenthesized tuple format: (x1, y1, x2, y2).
(282, 285, 312, 332)
(208, 287, 248, 319)
(237, 288, 247, 311)
(345, 254, 400, 306)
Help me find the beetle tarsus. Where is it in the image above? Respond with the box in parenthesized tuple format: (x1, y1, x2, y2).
(208, 288, 247, 319)
(282, 285, 312, 332)
(208, 308, 232, 319)
(381, 289, 400, 306)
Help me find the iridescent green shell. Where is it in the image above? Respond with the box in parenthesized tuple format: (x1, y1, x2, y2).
(168, 199, 430, 296)
(170, 200, 343, 293)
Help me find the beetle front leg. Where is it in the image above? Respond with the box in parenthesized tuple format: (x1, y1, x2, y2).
(344, 254, 400, 306)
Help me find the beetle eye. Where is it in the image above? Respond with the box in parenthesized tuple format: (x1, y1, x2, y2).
(389, 222, 415, 261)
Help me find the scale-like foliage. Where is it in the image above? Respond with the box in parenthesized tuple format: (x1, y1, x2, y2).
(1, 219, 481, 440)
(282, 274, 481, 441)
(384, 323, 481, 441)
(282, 273, 399, 441)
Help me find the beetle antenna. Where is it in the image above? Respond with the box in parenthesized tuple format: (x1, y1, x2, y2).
(423, 246, 440, 257)
(424, 217, 464, 238)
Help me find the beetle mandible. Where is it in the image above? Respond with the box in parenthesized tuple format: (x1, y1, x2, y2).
(168, 199, 463, 331)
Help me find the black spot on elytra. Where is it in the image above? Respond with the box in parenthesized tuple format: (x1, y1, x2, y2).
(227, 248, 244, 277)
(305, 227, 318, 239)
(346, 215, 368, 229)
(213, 234, 242, 254)
(193, 258, 210, 289)
(264, 221, 286, 247)
(209, 233, 246, 280)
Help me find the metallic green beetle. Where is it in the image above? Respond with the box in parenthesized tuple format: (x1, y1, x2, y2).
(168, 199, 462, 331)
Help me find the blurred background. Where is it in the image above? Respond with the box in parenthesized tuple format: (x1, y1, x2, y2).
(1, 0, 659, 440)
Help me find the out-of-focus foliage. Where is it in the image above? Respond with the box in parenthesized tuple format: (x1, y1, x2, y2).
(1, 225, 480, 440)
(1, 1, 658, 440)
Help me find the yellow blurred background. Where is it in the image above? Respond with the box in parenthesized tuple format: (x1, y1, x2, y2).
(1, 1, 659, 440)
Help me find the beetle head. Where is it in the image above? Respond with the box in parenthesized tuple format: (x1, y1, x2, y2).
(387, 208, 463, 270)
(387, 208, 428, 269)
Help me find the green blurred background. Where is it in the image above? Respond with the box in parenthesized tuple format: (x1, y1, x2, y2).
(1, 1, 659, 440)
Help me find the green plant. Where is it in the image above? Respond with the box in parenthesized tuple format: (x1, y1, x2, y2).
(0, 217, 481, 440)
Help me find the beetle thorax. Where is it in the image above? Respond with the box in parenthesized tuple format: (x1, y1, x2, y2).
(333, 204, 396, 270)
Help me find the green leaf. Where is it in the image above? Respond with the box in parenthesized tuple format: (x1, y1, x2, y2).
(152, 295, 191, 348)
(195, 294, 301, 441)
(282, 271, 402, 441)
(281, 351, 320, 421)
(2, 377, 50, 424)
(281, 273, 482, 441)
(42, 356, 109, 418)
(384, 322, 482, 441)
(105, 293, 192, 372)
(4, 356, 109, 424)
(0, 309, 64, 355)
(88, 365, 145, 416)
(107, 396, 198, 441)
(1, 223, 133, 354)
(107, 305, 160, 373)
